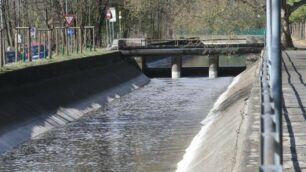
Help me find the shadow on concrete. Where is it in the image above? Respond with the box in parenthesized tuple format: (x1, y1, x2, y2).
(282, 97, 301, 171)
(283, 52, 306, 119)
(282, 53, 302, 171)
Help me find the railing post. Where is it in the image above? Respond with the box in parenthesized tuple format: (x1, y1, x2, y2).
(266, 0, 272, 74)
(261, 0, 283, 171)
(271, 0, 282, 165)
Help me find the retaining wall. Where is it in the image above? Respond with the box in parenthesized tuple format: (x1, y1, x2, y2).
(0, 52, 150, 153)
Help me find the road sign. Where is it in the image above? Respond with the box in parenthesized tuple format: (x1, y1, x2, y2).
(67, 28, 75, 37)
(110, 7, 116, 22)
(105, 8, 112, 20)
(30, 27, 36, 38)
(65, 15, 75, 26)
(17, 34, 22, 43)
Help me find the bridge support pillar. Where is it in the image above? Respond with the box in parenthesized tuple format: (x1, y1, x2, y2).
(134, 56, 147, 73)
(171, 56, 182, 79)
(209, 55, 219, 78)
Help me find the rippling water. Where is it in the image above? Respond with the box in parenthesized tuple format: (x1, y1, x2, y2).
(0, 78, 232, 172)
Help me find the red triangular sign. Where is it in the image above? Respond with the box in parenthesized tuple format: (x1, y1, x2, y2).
(105, 9, 112, 20)
(65, 15, 75, 26)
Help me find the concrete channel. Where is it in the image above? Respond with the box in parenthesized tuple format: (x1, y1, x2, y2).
(0, 51, 261, 171)
(0, 52, 150, 153)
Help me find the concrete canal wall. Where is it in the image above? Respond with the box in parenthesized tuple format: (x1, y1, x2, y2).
(176, 58, 261, 172)
(0, 52, 150, 154)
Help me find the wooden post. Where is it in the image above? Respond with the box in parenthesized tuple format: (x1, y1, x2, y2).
(28, 27, 32, 62)
(48, 30, 52, 59)
(38, 30, 41, 58)
(79, 28, 82, 53)
(72, 29, 76, 53)
(84, 27, 87, 51)
(65, 28, 69, 56)
(15, 30, 18, 62)
(43, 31, 46, 58)
(93, 27, 95, 51)
(61, 28, 64, 55)
(0, 30, 3, 67)
(55, 29, 58, 55)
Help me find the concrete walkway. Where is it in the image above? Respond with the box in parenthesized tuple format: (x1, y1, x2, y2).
(282, 50, 306, 171)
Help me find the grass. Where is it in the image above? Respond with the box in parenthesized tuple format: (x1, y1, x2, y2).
(0, 48, 116, 74)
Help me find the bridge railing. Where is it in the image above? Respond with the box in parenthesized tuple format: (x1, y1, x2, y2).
(260, 0, 283, 171)
(118, 38, 264, 50)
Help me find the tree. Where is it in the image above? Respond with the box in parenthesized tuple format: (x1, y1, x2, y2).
(281, 0, 306, 48)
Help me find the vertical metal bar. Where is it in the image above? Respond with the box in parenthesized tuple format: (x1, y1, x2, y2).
(266, 0, 272, 73)
(271, 0, 282, 165)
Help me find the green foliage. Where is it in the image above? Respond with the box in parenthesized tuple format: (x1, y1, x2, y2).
(289, 5, 306, 22)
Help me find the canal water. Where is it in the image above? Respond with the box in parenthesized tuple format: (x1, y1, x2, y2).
(0, 77, 232, 172)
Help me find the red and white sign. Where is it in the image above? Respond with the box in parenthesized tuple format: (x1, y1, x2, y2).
(105, 8, 112, 20)
(65, 15, 76, 26)
(109, 8, 116, 22)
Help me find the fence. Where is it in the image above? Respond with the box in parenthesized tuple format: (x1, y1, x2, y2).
(0, 26, 96, 68)
(290, 22, 306, 40)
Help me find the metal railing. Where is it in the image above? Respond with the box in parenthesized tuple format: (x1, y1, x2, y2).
(260, 0, 283, 171)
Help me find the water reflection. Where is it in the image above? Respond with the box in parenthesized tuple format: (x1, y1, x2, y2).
(0, 78, 232, 172)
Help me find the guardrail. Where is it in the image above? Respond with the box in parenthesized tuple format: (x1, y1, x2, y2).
(260, 0, 283, 171)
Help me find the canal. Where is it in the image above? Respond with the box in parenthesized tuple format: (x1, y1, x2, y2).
(0, 55, 246, 171)
(0, 77, 232, 172)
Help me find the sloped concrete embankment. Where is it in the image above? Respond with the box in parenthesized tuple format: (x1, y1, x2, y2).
(0, 52, 150, 154)
(176, 59, 261, 172)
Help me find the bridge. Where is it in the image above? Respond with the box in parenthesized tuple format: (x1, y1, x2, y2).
(117, 38, 264, 79)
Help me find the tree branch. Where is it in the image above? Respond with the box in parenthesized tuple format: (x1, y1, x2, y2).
(289, 0, 306, 14)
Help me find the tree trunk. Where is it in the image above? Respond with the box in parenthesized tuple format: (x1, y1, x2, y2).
(281, 0, 294, 48)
